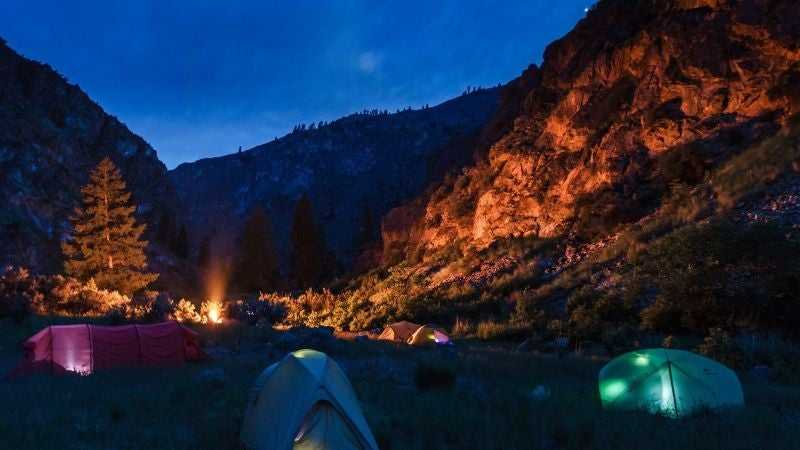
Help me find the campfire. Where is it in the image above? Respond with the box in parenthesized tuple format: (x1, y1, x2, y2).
(202, 262, 227, 324)
(203, 299, 224, 324)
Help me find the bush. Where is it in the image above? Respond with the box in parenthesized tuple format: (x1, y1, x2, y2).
(284, 289, 337, 328)
(0, 267, 133, 318)
(566, 286, 638, 344)
(451, 317, 474, 337)
(173, 299, 202, 323)
(0, 267, 33, 322)
(228, 292, 289, 325)
(640, 296, 683, 332)
(476, 320, 506, 340)
(631, 220, 800, 334)
(414, 363, 456, 391)
(696, 328, 748, 370)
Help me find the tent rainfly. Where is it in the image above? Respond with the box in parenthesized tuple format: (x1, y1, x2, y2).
(377, 321, 421, 343)
(598, 348, 744, 418)
(11, 321, 205, 377)
(407, 324, 450, 346)
(240, 349, 379, 450)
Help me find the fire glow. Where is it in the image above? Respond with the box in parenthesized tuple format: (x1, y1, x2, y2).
(204, 299, 223, 324)
(202, 261, 227, 325)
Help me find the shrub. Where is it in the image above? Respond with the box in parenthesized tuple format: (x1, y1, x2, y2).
(476, 320, 506, 340)
(0, 266, 34, 322)
(696, 328, 748, 370)
(640, 296, 683, 332)
(600, 323, 639, 353)
(566, 286, 638, 344)
(475, 319, 531, 341)
(173, 299, 202, 323)
(511, 289, 548, 328)
(414, 363, 456, 391)
(632, 220, 800, 334)
(284, 289, 337, 328)
(228, 292, 289, 325)
(451, 317, 474, 337)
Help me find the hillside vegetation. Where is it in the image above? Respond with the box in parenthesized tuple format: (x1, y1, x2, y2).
(260, 118, 800, 379)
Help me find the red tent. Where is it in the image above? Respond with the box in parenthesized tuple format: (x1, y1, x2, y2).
(12, 321, 205, 376)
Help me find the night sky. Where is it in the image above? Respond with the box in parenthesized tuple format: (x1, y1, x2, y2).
(2, 1, 590, 169)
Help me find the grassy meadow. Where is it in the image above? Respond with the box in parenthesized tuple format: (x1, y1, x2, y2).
(0, 317, 798, 450)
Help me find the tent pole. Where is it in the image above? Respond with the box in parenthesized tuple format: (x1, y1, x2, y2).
(49, 326, 54, 375)
(87, 324, 94, 374)
(666, 360, 678, 417)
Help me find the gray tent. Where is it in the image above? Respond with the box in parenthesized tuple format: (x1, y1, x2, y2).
(241, 349, 379, 450)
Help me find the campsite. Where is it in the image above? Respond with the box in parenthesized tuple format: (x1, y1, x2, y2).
(0, 316, 798, 450)
(4, 1, 800, 448)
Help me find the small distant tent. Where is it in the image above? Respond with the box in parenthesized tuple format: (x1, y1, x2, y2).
(407, 324, 450, 346)
(240, 349, 379, 450)
(377, 321, 420, 343)
(12, 321, 205, 376)
(598, 348, 744, 418)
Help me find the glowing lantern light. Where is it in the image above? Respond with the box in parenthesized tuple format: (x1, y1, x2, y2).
(600, 380, 627, 398)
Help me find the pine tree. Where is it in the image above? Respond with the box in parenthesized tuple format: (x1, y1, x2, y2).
(197, 234, 212, 268)
(354, 203, 376, 251)
(61, 157, 157, 295)
(290, 194, 328, 289)
(174, 224, 189, 259)
(156, 210, 174, 247)
(234, 207, 280, 293)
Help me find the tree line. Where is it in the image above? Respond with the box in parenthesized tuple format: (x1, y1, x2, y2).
(62, 158, 373, 297)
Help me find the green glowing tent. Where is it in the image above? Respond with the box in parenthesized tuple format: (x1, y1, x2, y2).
(598, 348, 744, 418)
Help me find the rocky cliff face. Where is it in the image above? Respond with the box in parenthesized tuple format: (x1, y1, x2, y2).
(384, 0, 800, 260)
(170, 89, 499, 265)
(0, 39, 177, 272)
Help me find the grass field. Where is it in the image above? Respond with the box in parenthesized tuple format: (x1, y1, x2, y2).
(0, 317, 798, 450)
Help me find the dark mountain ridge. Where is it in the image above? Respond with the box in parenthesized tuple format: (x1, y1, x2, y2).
(169, 88, 500, 268)
(0, 38, 178, 273)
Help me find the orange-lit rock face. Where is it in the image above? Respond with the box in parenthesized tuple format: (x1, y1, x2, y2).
(383, 0, 800, 259)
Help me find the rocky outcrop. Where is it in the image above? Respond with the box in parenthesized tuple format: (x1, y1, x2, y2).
(384, 0, 800, 259)
(170, 89, 500, 265)
(0, 39, 177, 272)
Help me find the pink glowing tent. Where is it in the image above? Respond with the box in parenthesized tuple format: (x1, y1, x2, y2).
(11, 321, 205, 376)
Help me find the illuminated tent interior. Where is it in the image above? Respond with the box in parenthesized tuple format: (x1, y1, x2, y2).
(598, 348, 744, 418)
(377, 321, 421, 342)
(407, 324, 450, 346)
(240, 349, 378, 450)
(11, 321, 205, 376)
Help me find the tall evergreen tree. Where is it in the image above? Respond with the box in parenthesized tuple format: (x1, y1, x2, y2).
(197, 234, 212, 268)
(61, 157, 157, 295)
(156, 210, 174, 247)
(354, 203, 376, 251)
(290, 194, 328, 289)
(174, 224, 189, 259)
(234, 207, 280, 293)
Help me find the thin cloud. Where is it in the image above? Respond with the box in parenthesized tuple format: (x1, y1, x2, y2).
(357, 51, 382, 74)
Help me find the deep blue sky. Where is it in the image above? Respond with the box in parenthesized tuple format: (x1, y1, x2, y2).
(3, 1, 590, 169)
